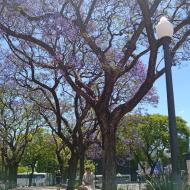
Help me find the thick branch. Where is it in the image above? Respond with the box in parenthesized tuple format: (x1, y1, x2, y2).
(0, 23, 55, 56)
(137, 0, 156, 46)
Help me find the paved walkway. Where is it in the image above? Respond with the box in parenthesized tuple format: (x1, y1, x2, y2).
(13, 184, 146, 190)
(14, 187, 65, 190)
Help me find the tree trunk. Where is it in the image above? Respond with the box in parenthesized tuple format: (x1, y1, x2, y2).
(59, 163, 65, 184)
(79, 151, 85, 184)
(102, 128, 117, 190)
(8, 164, 18, 188)
(29, 163, 35, 186)
(1, 154, 6, 184)
(56, 151, 65, 183)
(4, 165, 8, 186)
(67, 152, 78, 190)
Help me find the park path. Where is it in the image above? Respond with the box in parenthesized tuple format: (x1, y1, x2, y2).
(14, 184, 146, 190)
(14, 187, 65, 190)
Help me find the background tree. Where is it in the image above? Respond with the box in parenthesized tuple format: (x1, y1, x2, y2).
(0, 40, 98, 189)
(118, 114, 190, 175)
(0, 84, 40, 188)
(16, 54, 100, 189)
(51, 132, 70, 184)
(21, 128, 59, 186)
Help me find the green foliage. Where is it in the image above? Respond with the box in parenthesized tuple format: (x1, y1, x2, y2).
(37, 158, 58, 173)
(84, 160, 95, 173)
(146, 175, 190, 190)
(21, 128, 59, 173)
(17, 166, 31, 173)
(118, 114, 190, 174)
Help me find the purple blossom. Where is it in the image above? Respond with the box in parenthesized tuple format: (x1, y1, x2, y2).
(124, 139, 131, 145)
(86, 143, 102, 160)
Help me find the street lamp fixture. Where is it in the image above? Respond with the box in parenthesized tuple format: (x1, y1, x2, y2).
(156, 16, 180, 178)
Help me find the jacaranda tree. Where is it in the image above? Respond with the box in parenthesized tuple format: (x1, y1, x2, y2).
(0, 84, 40, 188)
(0, 1, 190, 189)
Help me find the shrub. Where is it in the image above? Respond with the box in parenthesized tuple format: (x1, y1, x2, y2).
(146, 175, 190, 190)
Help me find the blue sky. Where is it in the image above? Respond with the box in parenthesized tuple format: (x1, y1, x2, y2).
(148, 64, 190, 126)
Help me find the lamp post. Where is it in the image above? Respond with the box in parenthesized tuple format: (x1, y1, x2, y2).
(156, 17, 180, 179)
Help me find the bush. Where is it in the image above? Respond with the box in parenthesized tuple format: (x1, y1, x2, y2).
(146, 175, 190, 190)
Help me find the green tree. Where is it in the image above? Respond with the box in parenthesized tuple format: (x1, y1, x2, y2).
(118, 114, 190, 175)
(0, 85, 40, 188)
(21, 129, 58, 186)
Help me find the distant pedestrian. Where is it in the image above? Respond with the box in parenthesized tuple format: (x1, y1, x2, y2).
(80, 166, 95, 190)
(78, 185, 88, 190)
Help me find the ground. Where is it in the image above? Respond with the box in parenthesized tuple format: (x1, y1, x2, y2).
(14, 187, 64, 190)
(13, 183, 146, 190)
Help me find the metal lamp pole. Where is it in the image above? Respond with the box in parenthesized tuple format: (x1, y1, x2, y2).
(156, 17, 180, 178)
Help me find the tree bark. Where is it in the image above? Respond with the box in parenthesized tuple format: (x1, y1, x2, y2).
(79, 151, 85, 184)
(4, 165, 8, 186)
(56, 150, 65, 183)
(1, 153, 6, 184)
(67, 152, 78, 190)
(59, 162, 65, 184)
(102, 128, 117, 190)
(8, 164, 18, 188)
(29, 163, 36, 186)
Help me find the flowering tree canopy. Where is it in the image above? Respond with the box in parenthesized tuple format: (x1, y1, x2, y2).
(0, 82, 41, 188)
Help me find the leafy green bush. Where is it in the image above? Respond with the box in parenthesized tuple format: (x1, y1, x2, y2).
(146, 175, 190, 190)
(17, 166, 31, 173)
